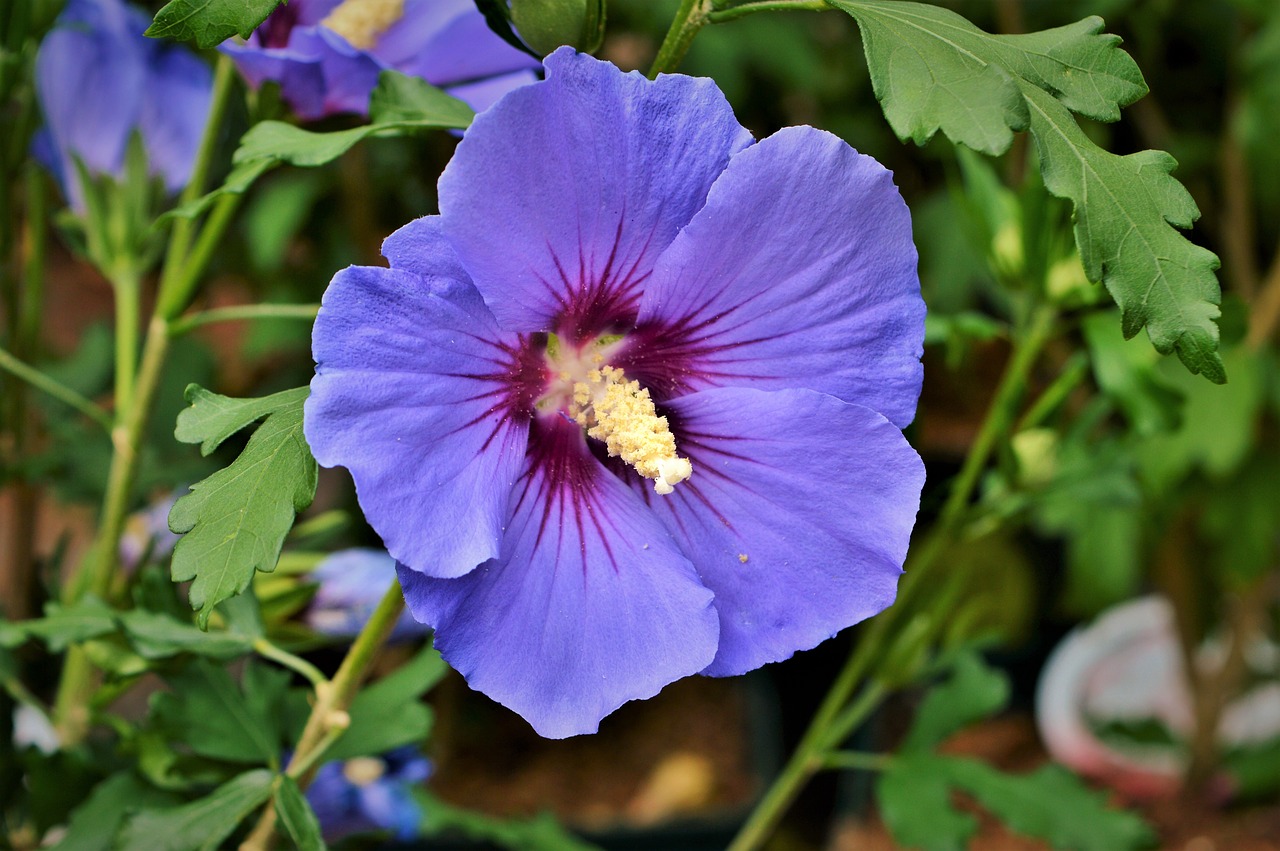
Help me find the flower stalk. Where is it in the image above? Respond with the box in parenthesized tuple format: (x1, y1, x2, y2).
(51, 57, 240, 745)
(240, 579, 407, 851)
(647, 0, 714, 78)
(727, 305, 1058, 851)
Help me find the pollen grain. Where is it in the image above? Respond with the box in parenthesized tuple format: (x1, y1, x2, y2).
(573, 366, 692, 495)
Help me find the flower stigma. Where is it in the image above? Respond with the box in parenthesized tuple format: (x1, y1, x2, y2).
(321, 0, 404, 48)
(539, 337, 692, 495)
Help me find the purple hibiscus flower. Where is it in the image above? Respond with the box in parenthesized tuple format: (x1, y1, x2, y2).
(33, 0, 212, 212)
(221, 0, 539, 121)
(305, 48, 926, 738)
(306, 747, 430, 840)
(306, 548, 431, 640)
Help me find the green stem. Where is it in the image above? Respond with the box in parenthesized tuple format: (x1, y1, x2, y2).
(51, 54, 241, 745)
(52, 319, 170, 743)
(727, 679, 886, 851)
(709, 0, 828, 23)
(253, 637, 328, 689)
(157, 193, 242, 320)
(822, 750, 891, 772)
(169, 303, 319, 337)
(109, 262, 141, 414)
(241, 580, 407, 851)
(647, 0, 714, 78)
(157, 56, 236, 297)
(1016, 349, 1088, 432)
(0, 346, 112, 432)
(938, 305, 1057, 529)
(727, 306, 1058, 851)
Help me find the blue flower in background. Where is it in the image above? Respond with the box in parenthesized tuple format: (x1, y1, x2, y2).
(305, 49, 926, 738)
(306, 747, 431, 841)
(307, 548, 431, 640)
(33, 0, 212, 211)
(221, 0, 539, 121)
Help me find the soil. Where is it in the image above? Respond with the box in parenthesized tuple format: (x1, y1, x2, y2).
(426, 672, 765, 833)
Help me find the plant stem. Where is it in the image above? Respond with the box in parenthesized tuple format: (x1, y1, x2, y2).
(708, 0, 828, 24)
(938, 305, 1056, 528)
(110, 262, 140, 414)
(822, 750, 891, 772)
(0, 346, 112, 432)
(240, 581, 407, 851)
(169, 303, 320, 337)
(157, 56, 236, 296)
(727, 305, 1058, 851)
(647, 0, 714, 78)
(252, 637, 328, 689)
(158, 193, 242, 320)
(51, 53, 240, 746)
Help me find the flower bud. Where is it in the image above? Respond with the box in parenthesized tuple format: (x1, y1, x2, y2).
(510, 0, 605, 55)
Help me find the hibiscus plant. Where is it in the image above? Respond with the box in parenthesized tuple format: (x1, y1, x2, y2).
(1, 0, 1276, 849)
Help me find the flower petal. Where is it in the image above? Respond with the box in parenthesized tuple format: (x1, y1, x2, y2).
(628, 127, 924, 428)
(376, 0, 537, 85)
(35, 0, 147, 208)
(305, 239, 533, 579)
(138, 44, 212, 193)
(438, 48, 753, 338)
(397, 416, 719, 738)
(639, 386, 924, 677)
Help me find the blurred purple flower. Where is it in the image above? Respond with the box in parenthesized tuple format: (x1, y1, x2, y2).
(119, 490, 183, 570)
(221, 0, 539, 121)
(306, 747, 431, 841)
(305, 49, 926, 738)
(306, 548, 431, 640)
(33, 0, 212, 211)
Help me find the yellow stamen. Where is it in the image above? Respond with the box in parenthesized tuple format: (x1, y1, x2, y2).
(341, 756, 386, 787)
(572, 366, 692, 495)
(321, 0, 404, 49)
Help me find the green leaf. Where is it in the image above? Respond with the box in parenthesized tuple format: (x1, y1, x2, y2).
(146, 0, 283, 49)
(368, 71, 476, 127)
(329, 644, 446, 760)
(169, 386, 316, 627)
(115, 768, 274, 851)
(1020, 84, 1224, 381)
(902, 651, 1011, 753)
(876, 754, 976, 851)
(157, 159, 272, 225)
(151, 660, 286, 765)
(55, 772, 180, 851)
(2, 597, 117, 652)
(831, 2, 1146, 155)
(119, 610, 253, 660)
(233, 72, 472, 168)
(831, 1, 1223, 380)
(416, 790, 601, 851)
(274, 775, 326, 851)
(947, 760, 1155, 850)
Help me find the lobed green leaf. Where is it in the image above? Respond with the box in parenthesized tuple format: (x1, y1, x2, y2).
(831, 0, 1223, 380)
(151, 660, 289, 765)
(947, 760, 1156, 850)
(116, 769, 275, 851)
(169, 386, 317, 627)
(876, 754, 976, 851)
(831, 1, 1146, 155)
(146, 0, 283, 48)
(901, 651, 1011, 753)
